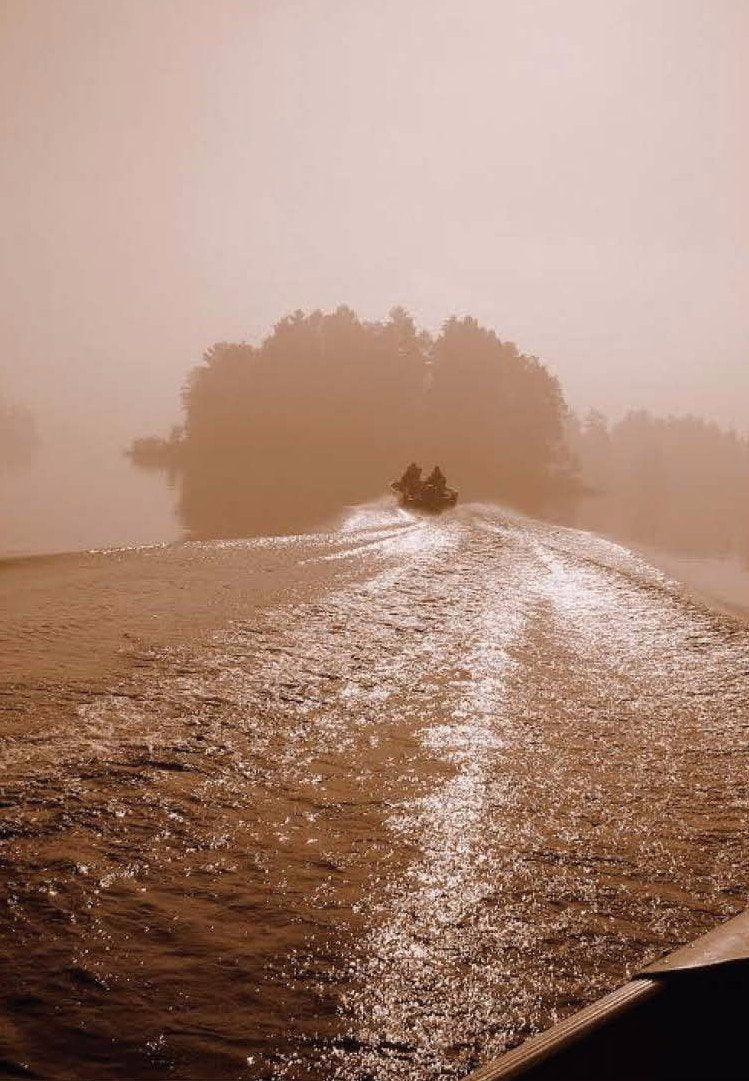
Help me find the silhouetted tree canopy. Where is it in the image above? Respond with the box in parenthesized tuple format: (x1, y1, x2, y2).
(127, 306, 576, 537)
(570, 410, 749, 559)
(426, 316, 572, 507)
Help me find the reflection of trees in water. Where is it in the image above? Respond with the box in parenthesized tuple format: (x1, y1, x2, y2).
(0, 394, 38, 473)
(129, 307, 574, 538)
(570, 410, 749, 562)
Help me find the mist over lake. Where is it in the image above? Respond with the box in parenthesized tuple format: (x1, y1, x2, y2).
(2, 2, 749, 1078)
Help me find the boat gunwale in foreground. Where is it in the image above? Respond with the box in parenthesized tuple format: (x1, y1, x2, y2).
(467, 908, 749, 1080)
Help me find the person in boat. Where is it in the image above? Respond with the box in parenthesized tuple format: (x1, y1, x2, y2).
(395, 462, 422, 497)
(424, 465, 447, 496)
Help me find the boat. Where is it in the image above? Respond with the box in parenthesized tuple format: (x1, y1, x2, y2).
(391, 462, 458, 512)
(466, 907, 749, 1080)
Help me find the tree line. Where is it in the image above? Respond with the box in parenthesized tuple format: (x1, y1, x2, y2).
(129, 305, 749, 562)
(129, 306, 574, 537)
(570, 410, 749, 561)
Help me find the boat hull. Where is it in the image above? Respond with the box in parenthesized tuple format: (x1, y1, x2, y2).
(398, 492, 458, 513)
(468, 909, 749, 1080)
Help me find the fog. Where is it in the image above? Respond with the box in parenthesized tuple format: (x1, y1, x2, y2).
(0, 413, 177, 556)
(1, 0, 748, 554)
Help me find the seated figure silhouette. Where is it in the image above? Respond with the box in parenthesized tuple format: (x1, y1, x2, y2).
(394, 461, 422, 497)
(424, 465, 447, 495)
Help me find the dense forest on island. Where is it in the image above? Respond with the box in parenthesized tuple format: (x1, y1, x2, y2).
(129, 306, 749, 562)
(129, 307, 574, 537)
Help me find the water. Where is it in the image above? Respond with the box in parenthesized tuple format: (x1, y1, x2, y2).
(1, 504, 748, 1080)
(0, 438, 179, 558)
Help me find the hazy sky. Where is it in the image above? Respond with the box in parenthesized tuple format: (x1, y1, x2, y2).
(2, 0, 748, 445)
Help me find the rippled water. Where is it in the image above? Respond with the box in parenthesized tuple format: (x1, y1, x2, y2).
(1, 504, 748, 1080)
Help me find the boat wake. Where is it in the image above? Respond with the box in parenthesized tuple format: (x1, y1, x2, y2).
(1, 505, 748, 1079)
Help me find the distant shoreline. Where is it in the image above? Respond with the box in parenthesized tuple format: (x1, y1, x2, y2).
(632, 543, 749, 628)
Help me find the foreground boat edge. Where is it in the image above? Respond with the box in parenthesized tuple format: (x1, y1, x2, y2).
(467, 908, 749, 1080)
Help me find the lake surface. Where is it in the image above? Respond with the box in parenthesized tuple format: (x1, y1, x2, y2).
(1, 503, 748, 1079)
(0, 442, 179, 558)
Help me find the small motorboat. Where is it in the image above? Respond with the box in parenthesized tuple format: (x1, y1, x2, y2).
(391, 462, 458, 513)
